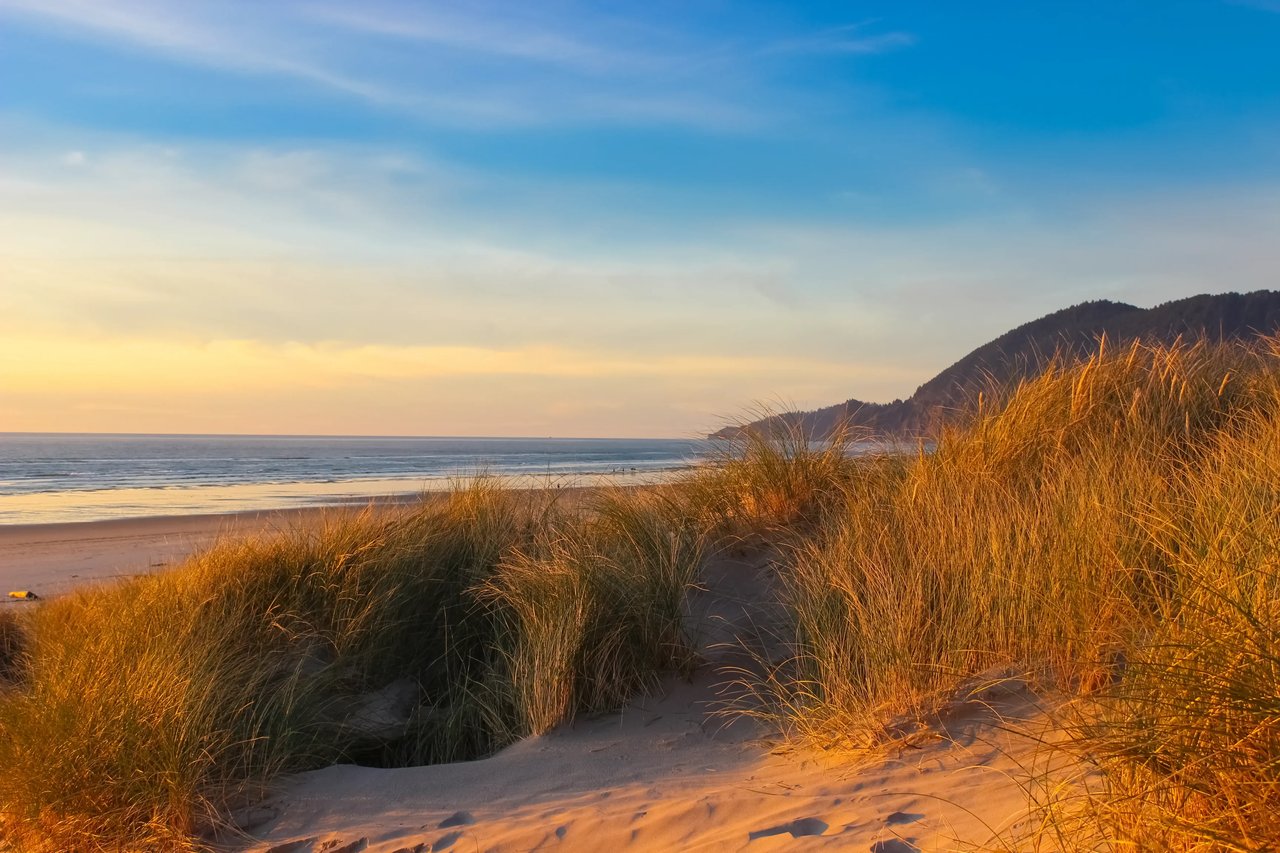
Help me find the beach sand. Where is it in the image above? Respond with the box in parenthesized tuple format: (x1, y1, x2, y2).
(0, 490, 534, 599)
(228, 550, 1067, 853)
(0, 507, 349, 600)
(2, 511, 1070, 852)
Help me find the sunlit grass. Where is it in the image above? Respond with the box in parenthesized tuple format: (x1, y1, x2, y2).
(0, 608, 26, 686)
(727, 337, 1280, 849)
(1042, 393, 1280, 851)
(0, 481, 703, 852)
(687, 412, 868, 538)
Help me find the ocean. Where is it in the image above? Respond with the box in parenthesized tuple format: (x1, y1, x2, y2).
(0, 433, 711, 525)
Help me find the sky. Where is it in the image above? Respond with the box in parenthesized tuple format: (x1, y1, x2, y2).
(2, 1, 1279, 438)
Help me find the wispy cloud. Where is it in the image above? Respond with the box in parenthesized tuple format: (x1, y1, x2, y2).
(2, 330, 916, 436)
(761, 24, 916, 57)
(8, 124, 1278, 394)
(0, 1, 914, 131)
(307, 4, 664, 75)
(5, 118, 1279, 433)
(0, 0, 763, 129)
(0, 130, 827, 357)
(0, 0, 402, 103)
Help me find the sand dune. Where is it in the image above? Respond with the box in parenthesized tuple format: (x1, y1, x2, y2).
(237, 683, 1056, 852)
(233, 552, 1066, 853)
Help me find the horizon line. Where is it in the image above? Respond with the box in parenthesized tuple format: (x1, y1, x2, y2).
(0, 430, 705, 442)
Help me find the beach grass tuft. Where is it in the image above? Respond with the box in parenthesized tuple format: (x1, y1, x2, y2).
(1043, 380, 1280, 850)
(0, 608, 26, 686)
(477, 487, 705, 736)
(0, 481, 703, 852)
(687, 413, 866, 538)
(734, 336, 1280, 848)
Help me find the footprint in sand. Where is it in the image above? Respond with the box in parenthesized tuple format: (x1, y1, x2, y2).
(264, 839, 318, 853)
(229, 804, 279, 832)
(438, 810, 476, 829)
(885, 811, 925, 827)
(320, 839, 368, 853)
(869, 840, 920, 853)
(748, 816, 829, 841)
(432, 830, 463, 850)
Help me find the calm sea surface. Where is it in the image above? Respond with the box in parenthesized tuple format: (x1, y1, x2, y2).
(0, 433, 711, 525)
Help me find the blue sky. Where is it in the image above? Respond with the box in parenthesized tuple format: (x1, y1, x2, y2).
(3, 1, 1279, 436)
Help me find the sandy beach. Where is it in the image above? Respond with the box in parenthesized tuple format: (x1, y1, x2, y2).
(0, 507, 352, 600)
(0, 489, 574, 600)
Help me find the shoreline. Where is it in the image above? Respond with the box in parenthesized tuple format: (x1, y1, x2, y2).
(0, 468, 691, 527)
(0, 481, 640, 601)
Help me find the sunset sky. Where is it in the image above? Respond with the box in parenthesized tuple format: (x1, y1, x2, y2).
(3, 1, 1280, 437)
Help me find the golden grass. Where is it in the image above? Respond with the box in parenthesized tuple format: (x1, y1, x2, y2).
(0, 481, 704, 852)
(729, 337, 1280, 849)
(687, 414, 867, 537)
(1043, 389, 1280, 851)
(0, 609, 24, 685)
(478, 487, 705, 735)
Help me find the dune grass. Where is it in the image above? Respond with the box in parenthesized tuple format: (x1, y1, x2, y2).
(478, 487, 705, 736)
(727, 337, 1280, 848)
(0, 609, 25, 686)
(1046, 384, 1280, 851)
(0, 482, 704, 852)
(688, 415, 867, 538)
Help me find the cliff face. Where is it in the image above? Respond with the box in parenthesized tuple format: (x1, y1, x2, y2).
(714, 290, 1280, 439)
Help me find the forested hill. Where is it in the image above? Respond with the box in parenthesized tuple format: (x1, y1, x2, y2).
(713, 290, 1280, 439)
